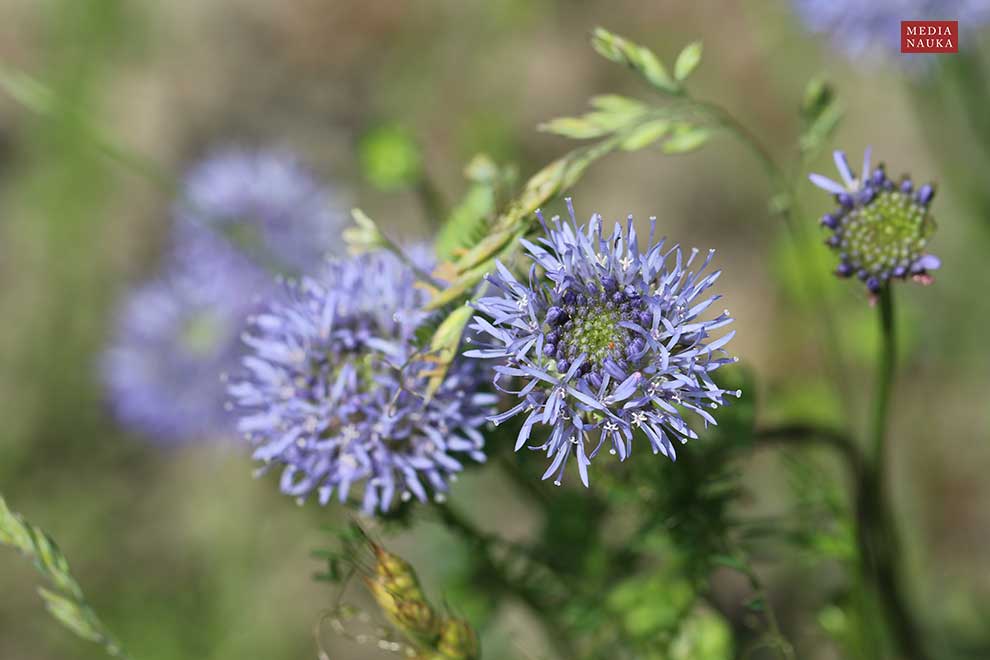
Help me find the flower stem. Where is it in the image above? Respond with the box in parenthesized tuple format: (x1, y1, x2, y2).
(433, 503, 578, 659)
(695, 98, 854, 426)
(856, 286, 930, 660)
(871, 286, 896, 463)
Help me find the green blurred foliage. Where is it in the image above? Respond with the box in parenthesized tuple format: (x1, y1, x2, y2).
(359, 123, 423, 191)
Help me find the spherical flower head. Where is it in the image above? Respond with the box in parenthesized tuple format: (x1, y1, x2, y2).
(102, 256, 265, 442)
(227, 250, 495, 514)
(794, 0, 990, 64)
(465, 200, 739, 487)
(175, 148, 346, 274)
(810, 148, 940, 293)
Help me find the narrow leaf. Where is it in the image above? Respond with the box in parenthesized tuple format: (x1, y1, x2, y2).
(589, 94, 647, 114)
(591, 28, 680, 94)
(620, 119, 672, 151)
(674, 41, 703, 81)
(423, 305, 475, 400)
(662, 126, 711, 154)
(539, 116, 612, 140)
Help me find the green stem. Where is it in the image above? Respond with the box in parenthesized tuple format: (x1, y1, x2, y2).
(755, 424, 861, 469)
(434, 504, 578, 659)
(855, 286, 930, 660)
(695, 99, 854, 426)
(871, 287, 896, 462)
(737, 562, 795, 660)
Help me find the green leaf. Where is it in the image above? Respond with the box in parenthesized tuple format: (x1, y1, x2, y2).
(435, 184, 495, 260)
(464, 153, 499, 184)
(358, 123, 422, 190)
(0, 494, 129, 658)
(591, 28, 680, 94)
(342, 208, 387, 254)
(798, 76, 842, 158)
(801, 76, 835, 121)
(38, 588, 103, 643)
(0, 66, 56, 115)
(423, 305, 474, 400)
(620, 119, 672, 151)
(670, 608, 733, 660)
(711, 554, 749, 573)
(589, 94, 647, 114)
(539, 116, 613, 140)
(674, 41, 703, 81)
(799, 103, 843, 156)
(662, 125, 711, 154)
(540, 97, 648, 141)
(0, 66, 166, 185)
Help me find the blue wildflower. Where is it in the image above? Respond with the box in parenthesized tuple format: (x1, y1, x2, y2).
(227, 250, 495, 514)
(465, 200, 739, 487)
(175, 148, 346, 274)
(103, 147, 347, 443)
(794, 0, 990, 62)
(102, 256, 265, 442)
(810, 148, 940, 293)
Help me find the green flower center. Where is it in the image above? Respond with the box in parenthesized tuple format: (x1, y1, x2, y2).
(563, 302, 625, 365)
(181, 312, 224, 357)
(842, 190, 935, 274)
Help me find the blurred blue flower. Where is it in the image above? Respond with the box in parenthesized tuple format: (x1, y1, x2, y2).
(810, 148, 940, 293)
(175, 148, 346, 274)
(102, 256, 265, 442)
(465, 200, 739, 487)
(104, 147, 347, 443)
(227, 250, 495, 514)
(794, 0, 990, 62)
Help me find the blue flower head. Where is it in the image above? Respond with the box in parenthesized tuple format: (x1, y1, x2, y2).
(102, 255, 265, 442)
(794, 0, 990, 63)
(227, 250, 495, 514)
(810, 148, 940, 293)
(175, 148, 346, 274)
(466, 200, 739, 487)
(103, 148, 346, 444)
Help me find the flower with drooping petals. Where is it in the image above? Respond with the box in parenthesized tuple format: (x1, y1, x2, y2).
(465, 200, 739, 487)
(809, 148, 940, 293)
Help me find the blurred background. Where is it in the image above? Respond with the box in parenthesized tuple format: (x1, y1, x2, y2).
(1, 1, 989, 658)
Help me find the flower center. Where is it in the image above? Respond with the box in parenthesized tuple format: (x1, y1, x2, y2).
(839, 190, 935, 276)
(564, 301, 624, 364)
(544, 286, 649, 373)
(181, 311, 225, 357)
